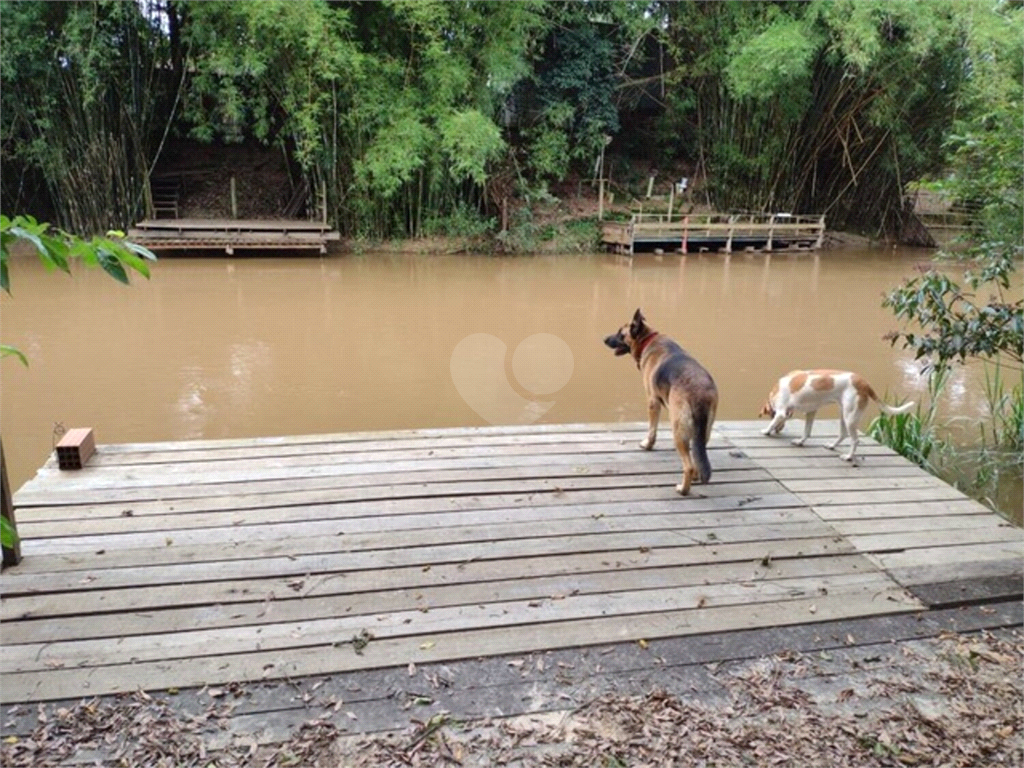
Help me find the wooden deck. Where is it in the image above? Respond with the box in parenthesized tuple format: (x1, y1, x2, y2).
(602, 213, 826, 254)
(2, 420, 1020, 713)
(127, 218, 340, 254)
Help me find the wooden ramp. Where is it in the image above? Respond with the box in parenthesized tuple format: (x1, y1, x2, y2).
(127, 218, 340, 255)
(2, 421, 1020, 707)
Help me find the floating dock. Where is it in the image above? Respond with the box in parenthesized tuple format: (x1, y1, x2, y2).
(602, 213, 826, 255)
(127, 218, 340, 255)
(1, 421, 1019, 750)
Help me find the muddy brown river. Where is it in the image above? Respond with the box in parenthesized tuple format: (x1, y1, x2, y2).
(2, 247, 1019, 521)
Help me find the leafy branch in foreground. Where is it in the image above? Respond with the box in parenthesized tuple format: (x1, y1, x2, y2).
(882, 244, 1023, 370)
(1, 214, 157, 553)
(0, 214, 156, 365)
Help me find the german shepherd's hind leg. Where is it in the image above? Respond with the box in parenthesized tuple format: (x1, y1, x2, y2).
(640, 397, 660, 451)
(669, 407, 698, 495)
(673, 432, 696, 495)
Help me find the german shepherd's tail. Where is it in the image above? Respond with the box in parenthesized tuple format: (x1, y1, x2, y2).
(692, 400, 714, 484)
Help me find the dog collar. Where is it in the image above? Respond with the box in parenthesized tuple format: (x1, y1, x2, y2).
(633, 332, 658, 366)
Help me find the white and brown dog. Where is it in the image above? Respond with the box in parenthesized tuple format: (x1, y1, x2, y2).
(759, 370, 914, 461)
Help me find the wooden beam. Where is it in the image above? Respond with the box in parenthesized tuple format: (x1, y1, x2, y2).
(1, 438, 22, 568)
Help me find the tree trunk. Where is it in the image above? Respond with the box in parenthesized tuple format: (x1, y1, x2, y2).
(1, 438, 22, 568)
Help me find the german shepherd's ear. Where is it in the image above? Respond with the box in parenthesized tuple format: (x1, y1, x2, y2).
(630, 308, 646, 339)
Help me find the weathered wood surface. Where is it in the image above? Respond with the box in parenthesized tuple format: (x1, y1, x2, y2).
(601, 213, 825, 253)
(2, 420, 1019, 706)
(132, 218, 337, 233)
(127, 218, 339, 254)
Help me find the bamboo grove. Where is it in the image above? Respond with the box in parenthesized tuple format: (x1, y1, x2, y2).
(1, 1, 1020, 240)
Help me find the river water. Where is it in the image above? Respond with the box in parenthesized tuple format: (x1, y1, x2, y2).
(2, 247, 1019, 521)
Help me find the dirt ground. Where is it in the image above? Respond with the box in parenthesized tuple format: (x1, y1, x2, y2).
(4, 628, 1020, 768)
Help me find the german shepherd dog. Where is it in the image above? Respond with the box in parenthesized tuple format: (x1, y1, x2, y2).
(604, 309, 719, 495)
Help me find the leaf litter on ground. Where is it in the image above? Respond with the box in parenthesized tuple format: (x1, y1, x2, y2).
(2, 629, 1020, 767)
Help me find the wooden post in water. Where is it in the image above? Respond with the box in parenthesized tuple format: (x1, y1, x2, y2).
(598, 178, 605, 221)
(681, 215, 689, 254)
(815, 215, 826, 250)
(230, 176, 238, 219)
(766, 214, 775, 252)
(1, 439, 21, 568)
(725, 215, 736, 254)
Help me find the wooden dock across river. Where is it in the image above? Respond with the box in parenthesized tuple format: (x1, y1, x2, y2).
(127, 218, 340, 255)
(602, 212, 826, 254)
(1, 421, 1020, 744)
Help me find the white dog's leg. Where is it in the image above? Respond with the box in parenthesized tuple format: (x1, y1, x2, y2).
(792, 410, 816, 446)
(762, 411, 787, 437)
(827, 417, 848, 451)
(640, 397, 660, 450)
(840, 404, 863, 462)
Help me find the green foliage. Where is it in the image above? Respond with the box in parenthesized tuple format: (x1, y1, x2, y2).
(979, 363, 1024, 457)
(882, 20, 1023, 373)
(871, 361, 1023, 521)
(420, 204, 495, 239)
(725, 17, 821, 105)
(659, 0, 1021, 230)
(2, 0, 1020, 243)
(525, 18, 621, 182)
(882, 251, 1022, 369)
(877, 12, 1022, 521)
(0, 1, 171, 232)
(440, 111, 506, 187)
(0, 516, 16, 550)
(182, 0, 359, 163)
(355, 113, 432, 199)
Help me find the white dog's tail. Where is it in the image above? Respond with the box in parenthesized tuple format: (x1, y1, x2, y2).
(876, 399, 915, 415)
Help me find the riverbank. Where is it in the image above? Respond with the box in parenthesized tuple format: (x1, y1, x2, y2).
(333, 191, 883, 256)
